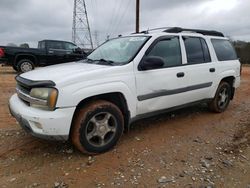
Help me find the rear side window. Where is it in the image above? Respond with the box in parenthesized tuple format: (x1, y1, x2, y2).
(183, 37, 211, 64)
(47, 41, 64, 50)
(38, 41, 45, 49)
(211, 39, 237, 61)
(201, 39, 211, 63)
(147, 37, 182, 67)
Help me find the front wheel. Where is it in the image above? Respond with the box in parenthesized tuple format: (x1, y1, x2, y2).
(71, 100, 124, 154)
(17, 59, 35, 73)
(208, 82, 232, 113)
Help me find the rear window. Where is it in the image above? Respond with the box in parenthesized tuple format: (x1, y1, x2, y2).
(211, 39, 237, 61)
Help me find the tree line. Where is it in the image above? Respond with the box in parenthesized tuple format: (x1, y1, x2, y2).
(233, 41, 250, 64)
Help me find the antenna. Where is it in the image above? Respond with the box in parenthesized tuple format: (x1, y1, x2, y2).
(72, 0, 93, 49)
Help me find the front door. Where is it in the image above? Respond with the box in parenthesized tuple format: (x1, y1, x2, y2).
(46, 41, 67, 65)
(135, 36, 189, 115)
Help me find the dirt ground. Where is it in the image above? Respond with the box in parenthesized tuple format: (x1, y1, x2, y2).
(0, 66, 249, 188)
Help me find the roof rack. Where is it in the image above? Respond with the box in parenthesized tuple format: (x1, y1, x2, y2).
(164, 27, 224, 37)
(131, 27, 171, 34)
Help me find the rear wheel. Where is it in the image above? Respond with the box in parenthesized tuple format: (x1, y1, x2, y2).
(71, 100, 124, 154)
(17, 59, 34, 73)
(208, 82, 232, 113)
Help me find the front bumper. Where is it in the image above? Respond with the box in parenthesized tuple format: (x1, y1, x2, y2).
(234, 76, 241, 88)
(9, 94, 76, 141)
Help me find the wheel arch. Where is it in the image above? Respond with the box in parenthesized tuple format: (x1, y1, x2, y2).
(14, 54, 38, 66)
(220, 76, 236, 100)
(69, 92, 131, 137)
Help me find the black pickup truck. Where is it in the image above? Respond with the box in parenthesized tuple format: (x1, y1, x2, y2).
(0, 40, 88, 72)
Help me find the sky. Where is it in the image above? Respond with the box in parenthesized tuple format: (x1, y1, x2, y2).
(0, 0, 249, 48)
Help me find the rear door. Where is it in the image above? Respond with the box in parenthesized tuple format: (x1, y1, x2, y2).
(180, 36, 215, 101)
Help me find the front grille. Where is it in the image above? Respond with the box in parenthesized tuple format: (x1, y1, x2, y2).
(17, 83, 30, 95)
(16, 87, 31, 105)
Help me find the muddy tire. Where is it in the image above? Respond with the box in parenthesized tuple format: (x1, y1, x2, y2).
(17, 59, 35, 73)
(208, 81, 232, 113)
(71, 100, 124, 154)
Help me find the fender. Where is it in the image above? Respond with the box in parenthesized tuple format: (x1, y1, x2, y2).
(14, 53, 38, 66)
(217, 69, 237, 85)
(57, 81, 137, 118)
(210, 69, 237, 98)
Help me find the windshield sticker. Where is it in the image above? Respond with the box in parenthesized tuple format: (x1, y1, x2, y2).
(129, 37, 145, 41)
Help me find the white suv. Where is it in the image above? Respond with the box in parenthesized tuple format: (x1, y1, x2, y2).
(9, 27, 241, 154)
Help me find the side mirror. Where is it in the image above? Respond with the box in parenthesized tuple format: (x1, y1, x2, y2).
(139, 56, 164, 70)
(73, 47, 82, 53)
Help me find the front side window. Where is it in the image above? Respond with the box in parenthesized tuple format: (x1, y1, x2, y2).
(183, 37, 211, 64)
(65, 43, 77, 50)
(87, 36, 149, 65)
(147, 37, 182, 67)
(211, 39, 237, 61)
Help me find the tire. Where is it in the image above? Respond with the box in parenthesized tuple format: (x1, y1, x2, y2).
(17, 59, 35, 73)
(12, 66, 18, 72)
(71, 100, 124, 154)
(208, 81, 232, 113)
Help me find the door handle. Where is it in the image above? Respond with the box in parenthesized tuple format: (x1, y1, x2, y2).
(209, 68, 215, 72)
(177, 72, 185, 78)
(48, 50, 54, 54)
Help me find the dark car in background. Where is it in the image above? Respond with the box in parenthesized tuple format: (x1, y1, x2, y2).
(0, 40, 88, 72)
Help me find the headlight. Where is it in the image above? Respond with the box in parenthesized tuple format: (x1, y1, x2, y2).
(30, 88, 58, 110)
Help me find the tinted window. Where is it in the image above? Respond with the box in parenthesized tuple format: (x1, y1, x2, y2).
(38, 41, 45, 49)
(47, 41, 64, 50)
(211, 39, 237, 61)
(65, 43, 77, 50)
(201, 39, 211, 62)
(183, 37, 211, 64)
(147, 37, 182, 67)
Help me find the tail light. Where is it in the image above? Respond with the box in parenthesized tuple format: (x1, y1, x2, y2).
(0, 48, 4, 58)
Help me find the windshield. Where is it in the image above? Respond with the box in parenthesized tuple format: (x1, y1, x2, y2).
(87, 36, 149, 65)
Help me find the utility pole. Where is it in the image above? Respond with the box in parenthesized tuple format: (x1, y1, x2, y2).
(136, 0, 140, 33)
(72, 0, 93, 49)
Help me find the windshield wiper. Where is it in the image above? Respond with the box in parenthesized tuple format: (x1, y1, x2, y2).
(86, 58, 94, 62)
(83, 58, 115, 65)
(95, 58, 115, 65)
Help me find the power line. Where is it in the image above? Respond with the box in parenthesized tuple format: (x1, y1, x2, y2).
(111, 0, 133, 37)
(107, 0, 125, 37)
(105, 0, 119, 36)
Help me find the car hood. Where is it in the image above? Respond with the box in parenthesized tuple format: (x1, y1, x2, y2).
(20, 62, 112, 86)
